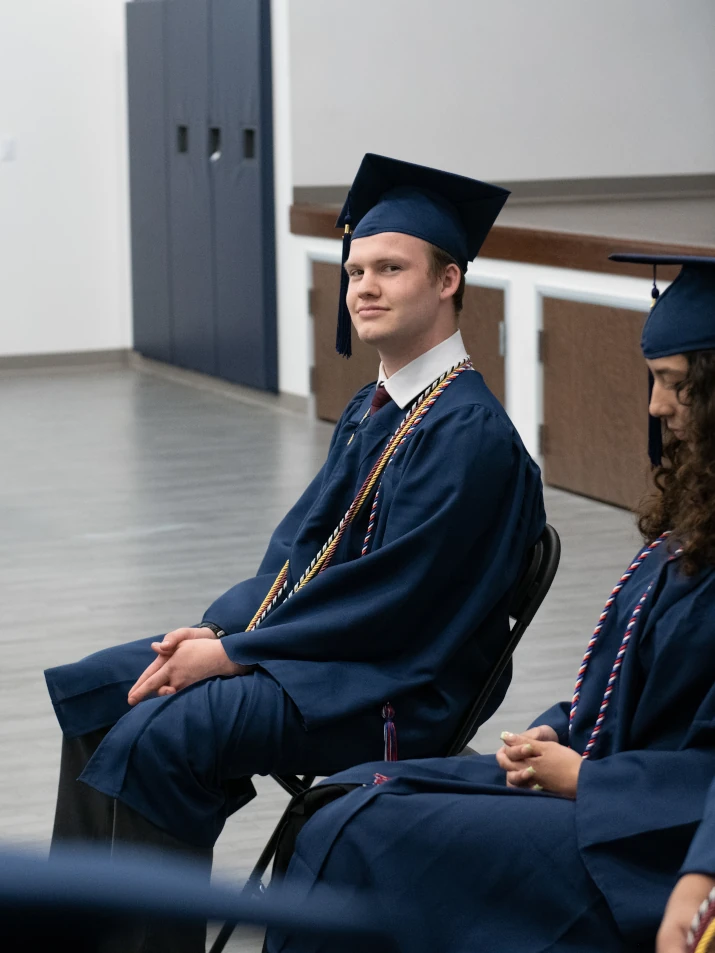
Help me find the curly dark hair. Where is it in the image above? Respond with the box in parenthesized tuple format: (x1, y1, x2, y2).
(638, 349, 715, 574)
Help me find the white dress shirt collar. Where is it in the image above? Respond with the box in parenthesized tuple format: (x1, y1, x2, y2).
(377, 330, 469, 409)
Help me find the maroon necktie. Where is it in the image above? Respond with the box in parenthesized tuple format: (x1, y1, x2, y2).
(370, 384, 393, 415)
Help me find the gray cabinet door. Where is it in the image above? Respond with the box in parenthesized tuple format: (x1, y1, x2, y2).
(126, 0, 172, 363)
(126, 0, 276, 389)
(209, 0, 277, 391)
(165, 0, 217, 375)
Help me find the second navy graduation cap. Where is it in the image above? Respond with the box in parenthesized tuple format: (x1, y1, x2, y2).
(335, 154, 510, 356)
(610, 252, 715, 465)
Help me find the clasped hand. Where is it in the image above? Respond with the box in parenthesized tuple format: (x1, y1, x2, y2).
(128, 627, 246, 706)
(495, 725, 582, 799)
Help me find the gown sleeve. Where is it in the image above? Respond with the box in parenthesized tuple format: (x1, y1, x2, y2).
(680, 778, 715, 876)
(576, 568, 715, 849)
(577, 746, 715, 848)
(529, 701, 570, 744)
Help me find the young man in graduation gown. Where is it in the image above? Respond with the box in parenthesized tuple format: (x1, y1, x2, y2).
(45, 154, 545, 932)
(265, 255, 715, 953)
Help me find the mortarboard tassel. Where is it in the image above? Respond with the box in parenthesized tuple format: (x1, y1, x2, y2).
(647, 266, 663, 466)
(651, 264, 660, 307)
(647, 370, 663, 467)
(336, 215, 353, 357)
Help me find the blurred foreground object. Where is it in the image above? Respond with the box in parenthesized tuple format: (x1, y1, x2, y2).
(0, 845, 394, 952)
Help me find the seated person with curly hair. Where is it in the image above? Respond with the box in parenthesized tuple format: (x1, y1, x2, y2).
(266, 255, 715, 953)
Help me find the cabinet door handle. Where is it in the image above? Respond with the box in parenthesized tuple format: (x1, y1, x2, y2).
(177, 125, 189, 154)
(243, 127, 256, 159)
(209, 126, 221, 162)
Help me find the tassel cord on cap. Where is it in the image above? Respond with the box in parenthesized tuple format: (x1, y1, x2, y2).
(645, 265, 662, 466)
(651, 264, 660, 306)
(336, 218, 353, 357)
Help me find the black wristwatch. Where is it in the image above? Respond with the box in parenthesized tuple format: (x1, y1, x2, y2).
(196, 622, 227, 639)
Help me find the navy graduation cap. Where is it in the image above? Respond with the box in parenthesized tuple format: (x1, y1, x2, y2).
(609, 252, 715, 465)
(335, 154, 510, 356)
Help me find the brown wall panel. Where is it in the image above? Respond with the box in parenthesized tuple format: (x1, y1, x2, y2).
(311, 261, 376, 422)
(542, 297, 651, 510)
(292, 204, 713, 278)
(460, 285, 505, 405)
(311, 262, 505, 422)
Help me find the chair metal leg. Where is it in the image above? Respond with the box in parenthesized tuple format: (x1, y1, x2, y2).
(272, 773, 316, 798)
(208, 919, 238, 953)
(208, 776, 316, 953)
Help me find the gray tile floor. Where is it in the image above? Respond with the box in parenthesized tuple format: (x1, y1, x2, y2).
(0, 361, 641, 950)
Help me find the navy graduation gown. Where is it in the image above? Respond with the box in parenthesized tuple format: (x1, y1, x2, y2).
(205, 370, 544, 729)
(45, 369, 543, 846)
(681, 778, 715, 876)
(267, 540, 715, 953)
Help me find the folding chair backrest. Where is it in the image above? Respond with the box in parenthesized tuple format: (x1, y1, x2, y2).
(445, 522, 561, 756)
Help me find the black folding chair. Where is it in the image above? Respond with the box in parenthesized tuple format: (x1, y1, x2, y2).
(444, 522, 561, 756)
(209, 523, 561, 953)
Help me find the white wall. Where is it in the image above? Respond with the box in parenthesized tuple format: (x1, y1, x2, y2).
(0, 1, 131, 356)
(289, 0, 715, 186)
(276, 231, 665, 435)
(2, 0, 711, 365)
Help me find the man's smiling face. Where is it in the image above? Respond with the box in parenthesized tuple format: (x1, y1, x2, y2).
(344, 232, 446, 351)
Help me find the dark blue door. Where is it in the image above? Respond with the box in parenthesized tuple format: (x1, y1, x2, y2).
(126, 1, 173, 363)
(165, 0, 217, 375)
(209, 0, 277, 391)
(126, 0, 277, 390)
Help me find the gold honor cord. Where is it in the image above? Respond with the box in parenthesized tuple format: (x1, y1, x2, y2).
(695, 920, 715, 953)
(689, 887, 715, 953)
(244, 359, 473, 633)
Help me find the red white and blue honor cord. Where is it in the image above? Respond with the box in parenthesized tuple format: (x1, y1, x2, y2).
(570, 531, 681, 758)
